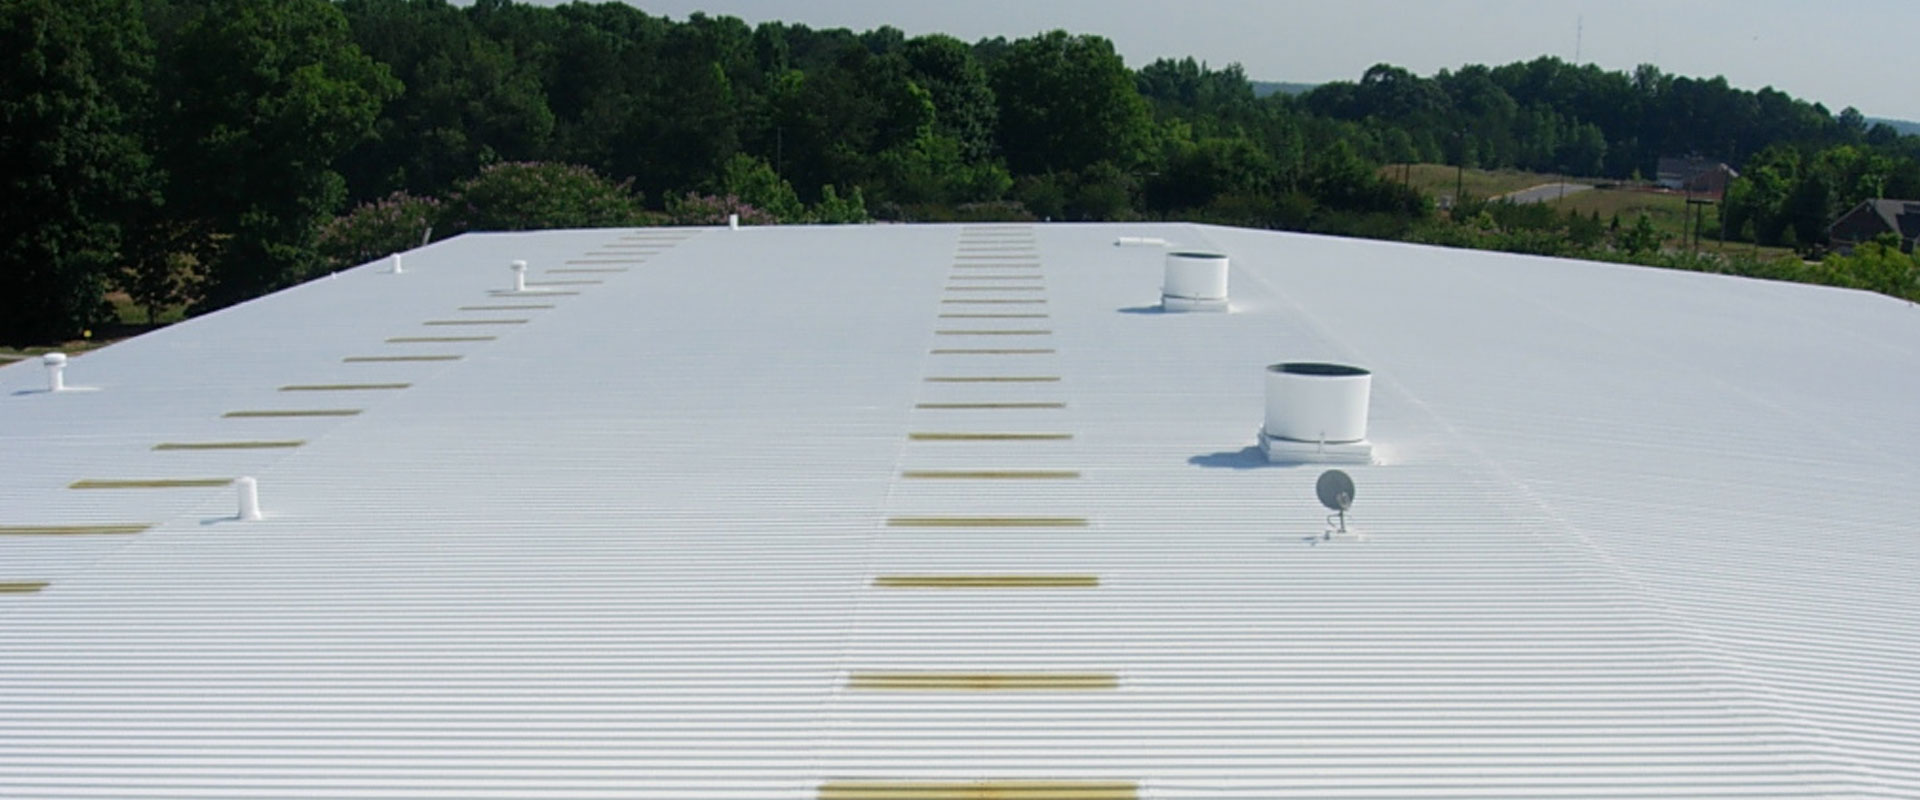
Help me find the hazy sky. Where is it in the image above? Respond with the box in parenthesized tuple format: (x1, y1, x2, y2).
(591, 0, 1920, 121)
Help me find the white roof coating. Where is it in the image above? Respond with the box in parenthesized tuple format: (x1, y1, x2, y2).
(3, 222, 1919, 799)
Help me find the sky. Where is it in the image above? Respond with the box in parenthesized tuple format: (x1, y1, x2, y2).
(576, 0, 1920, 121)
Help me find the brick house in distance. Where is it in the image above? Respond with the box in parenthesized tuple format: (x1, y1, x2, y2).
(1828, 198, 1920, 253)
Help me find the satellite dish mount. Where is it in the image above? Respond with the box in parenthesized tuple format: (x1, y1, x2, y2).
(1315, 469, 1356, 540)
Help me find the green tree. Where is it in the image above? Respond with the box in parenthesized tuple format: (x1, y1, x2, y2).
(770, 45, 933, 201)
(336, 0, 555, 199)
(1722, 145, 1799, 245)
(1146, 135, 1275, 212)
(0, 0, 155, 344)
(808, 184, 870, 223)
(1821, 233, 1919, 299)
(1618, 213, 1662, 255)
(1566, 208, 1606, 248)
(618, 15, 755, 198)
(441, 162, 650, 232)
(989, 31, 1151, 175)
(119, 218, 203, 324)
(714, 153, 804, 222)
(901, 34, 997, 162)
(155, 0, 399, 310)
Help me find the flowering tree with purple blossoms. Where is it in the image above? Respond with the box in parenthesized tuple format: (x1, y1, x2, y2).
(667, 193, 779, 226)
(318, 191, 443, 271)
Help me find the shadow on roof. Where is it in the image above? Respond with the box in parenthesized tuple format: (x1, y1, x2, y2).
(1116, 305, 1166, 315)
(1189, 445, 1301, 470)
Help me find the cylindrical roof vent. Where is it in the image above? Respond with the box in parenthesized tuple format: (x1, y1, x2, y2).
(235, 476, 263, 521)
(1162, 251, 1228, 312)
(1261, 362, 1374, 464)
(510, 259, 527, 293)
(42, 352, 68, 393)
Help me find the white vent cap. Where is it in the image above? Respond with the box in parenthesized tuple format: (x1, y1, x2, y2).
(42, 352, 68, 392)
(235, 476, 263, 521)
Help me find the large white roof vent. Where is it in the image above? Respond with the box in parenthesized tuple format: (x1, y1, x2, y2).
(1162, 251, 1229, 312)
(1261, 362, 1373, 464)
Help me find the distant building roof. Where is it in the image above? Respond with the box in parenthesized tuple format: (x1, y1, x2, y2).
(4, 223, 1920, 797)
(1656, 156, 1738, 194)
(1830, 198, 1920, 251)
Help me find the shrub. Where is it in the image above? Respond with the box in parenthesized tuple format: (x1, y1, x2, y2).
(441, 162, 649, 232)
(808, 185, 869, 224)
(715, 155, 805, 222)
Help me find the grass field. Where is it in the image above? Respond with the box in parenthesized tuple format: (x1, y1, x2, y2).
(0, 340, 108, 364)
(1383, 163, 1579, 201)
(1546, 187, 1796, 260)
(1551, 187, 1696, 241)
(1389, 163, 1797, 260)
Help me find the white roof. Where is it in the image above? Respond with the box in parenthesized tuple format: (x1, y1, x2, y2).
(3, 222, 1919, 799)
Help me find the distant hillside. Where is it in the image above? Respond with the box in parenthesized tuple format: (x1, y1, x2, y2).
(1867, 117, 1920, 136)
(1251, 80, 1318, 98)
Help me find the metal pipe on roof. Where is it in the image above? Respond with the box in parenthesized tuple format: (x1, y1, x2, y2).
(235, 476, 262, 522)
(41, 352, 67, 392)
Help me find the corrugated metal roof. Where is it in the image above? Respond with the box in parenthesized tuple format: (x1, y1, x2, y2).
(3, 222, 1919, 798)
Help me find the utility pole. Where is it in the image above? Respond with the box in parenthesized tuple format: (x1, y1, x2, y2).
(1575, 16, 1583, 63)
(1454, 129, 1467, 207)
(1684, 183, 1693, 250)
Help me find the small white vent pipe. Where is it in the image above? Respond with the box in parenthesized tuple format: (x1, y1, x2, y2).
(728, 213, 740, 230)
(391, 253, 404, 274)
(510, 260, 528, 292)
(42, 352, 68, 392)
(235, 476, 263, 521)
(1162, 251, 1229, 312)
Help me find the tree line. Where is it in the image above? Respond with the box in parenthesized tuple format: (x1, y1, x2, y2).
(6, 0, 1918, 345)
(1300, 59, 1920, 250)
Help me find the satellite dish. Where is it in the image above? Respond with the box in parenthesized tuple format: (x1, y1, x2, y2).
(1316, 469, 1354, 511)
(1315, 469, 1355, 537)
